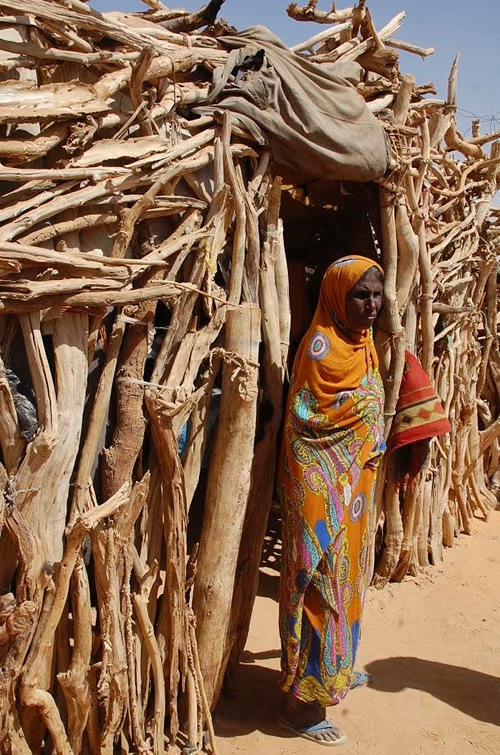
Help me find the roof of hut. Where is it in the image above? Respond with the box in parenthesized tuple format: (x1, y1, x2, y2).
(0, 0, 498, 285)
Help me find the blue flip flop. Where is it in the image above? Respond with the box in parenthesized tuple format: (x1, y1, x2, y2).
(350, 670, 371, 689)
(278, 718, 347, 747)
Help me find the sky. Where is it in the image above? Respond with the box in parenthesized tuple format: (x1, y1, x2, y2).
(91, 0, 499, 138)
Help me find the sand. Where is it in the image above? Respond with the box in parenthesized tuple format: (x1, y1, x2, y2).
(214, 509, 500, 755)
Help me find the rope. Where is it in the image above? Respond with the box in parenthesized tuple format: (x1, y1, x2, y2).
(210, 347, 259, 401)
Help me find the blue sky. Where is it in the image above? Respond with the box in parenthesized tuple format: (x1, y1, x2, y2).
(92, 0, 499, 138)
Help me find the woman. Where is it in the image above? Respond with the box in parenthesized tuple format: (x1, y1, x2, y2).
(278, 256, 385, 746)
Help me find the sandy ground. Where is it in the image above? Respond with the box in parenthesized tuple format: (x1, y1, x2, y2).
(214, 509, 500, 755)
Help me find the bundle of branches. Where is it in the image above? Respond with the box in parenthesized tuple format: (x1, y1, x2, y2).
(0, 0, 498, 752)
(365, 58, 500, 587)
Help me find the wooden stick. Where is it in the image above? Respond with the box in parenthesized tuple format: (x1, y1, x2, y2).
(145, 394, 190, 739)
(287, 3, 354, 24)
(193, 304, 260, 708)
(290, 21, 351, 52)
(393, 74, 415, 125)
(222, 114, 247, 305)
(132, 592, 166, 755)
(377, 188, 405, 428)
(20, 486, 130, 755)
(70, 313, 126, 518)
(228, 177, 285, 669)
(387, 38, 435, 58)
(57, 558, 93, 753)
(373, 459, 403, 587)
(188, 615, 219, 755)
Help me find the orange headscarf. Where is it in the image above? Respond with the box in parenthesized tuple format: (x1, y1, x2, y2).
(291, 255, 383, 403)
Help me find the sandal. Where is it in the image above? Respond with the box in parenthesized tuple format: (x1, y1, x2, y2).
(278, 718, 347, 747)
(350, 670, 371, 689)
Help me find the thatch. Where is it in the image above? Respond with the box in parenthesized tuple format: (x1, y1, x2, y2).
(0, 1, 498, 752)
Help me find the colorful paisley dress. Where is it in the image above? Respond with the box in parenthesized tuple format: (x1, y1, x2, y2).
(278, 256, 386, 706)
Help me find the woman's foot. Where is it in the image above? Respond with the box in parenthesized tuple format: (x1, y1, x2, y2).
(278, 692, 347, 747)
(278, 718, 347, 746)
(349, 670, 371, 689)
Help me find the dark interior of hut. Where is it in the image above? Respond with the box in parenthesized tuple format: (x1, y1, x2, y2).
(279, 178, 382, 363)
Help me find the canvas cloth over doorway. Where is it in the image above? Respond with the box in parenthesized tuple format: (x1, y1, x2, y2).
(196, 26, 389, 182)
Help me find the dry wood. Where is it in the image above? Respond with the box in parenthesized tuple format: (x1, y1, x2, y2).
(0, 80, 110, 123)
(71, 312, 125, 518)
(57, 557, 92, 753)
(376, 188, 405, 428)
(287, 3, 354, 24)
(19, 485, 131, 754)
(101, 301, 155, 498)
(161, 0, 225, 32)
(145, 393, 190, 739)
(387, 38, 435, 57)
(0, 361, 25, 474)
(228, 178, 286, 672)
(193, 304, 261, 708)
(290, 21, 351, 52)
(0, 2, 498, 750)
(394, 198, 419, 314)
(393, 74, 415, 125)
(0, 122, 69, 163)
(373, 458, 403, 588)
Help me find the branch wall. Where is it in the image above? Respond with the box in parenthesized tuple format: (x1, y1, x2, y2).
(0, 1, 498, 752)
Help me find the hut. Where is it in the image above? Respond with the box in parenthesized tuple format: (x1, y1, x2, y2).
(0, 1, 498, 752)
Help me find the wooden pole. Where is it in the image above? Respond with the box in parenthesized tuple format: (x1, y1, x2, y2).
(227, 178, 287, 673)
(192, 303, 261, 709)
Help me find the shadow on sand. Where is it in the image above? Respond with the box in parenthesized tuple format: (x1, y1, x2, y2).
(256, 568, 280, 602)
(216, 505, 500, 738)
(365, 656, 500, 726)
(215, 655, 500, 740)
(215, 661, 285, 739)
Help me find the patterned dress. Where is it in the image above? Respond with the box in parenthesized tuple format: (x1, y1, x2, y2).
(278, 256, 385, 706)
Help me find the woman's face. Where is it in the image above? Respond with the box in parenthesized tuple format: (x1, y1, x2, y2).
(345, 270, 383, 331)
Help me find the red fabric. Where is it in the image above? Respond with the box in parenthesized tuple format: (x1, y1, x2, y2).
(388, 351, 451, 453)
